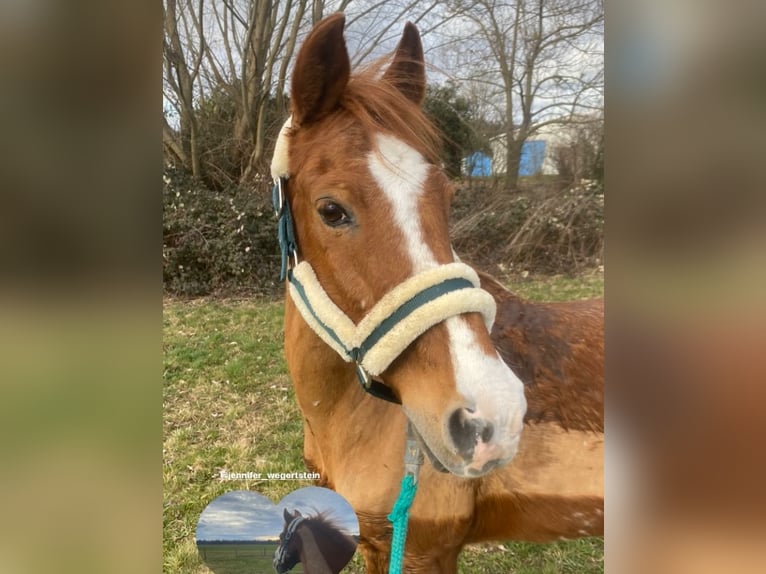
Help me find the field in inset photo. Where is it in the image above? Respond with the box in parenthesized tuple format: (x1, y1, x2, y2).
(197, 542, 304, 574)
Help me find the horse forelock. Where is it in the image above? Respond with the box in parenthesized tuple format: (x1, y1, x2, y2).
(278, 18, 604, 569)
(286, 56, 442, 179)
(340, 59, 441, 164)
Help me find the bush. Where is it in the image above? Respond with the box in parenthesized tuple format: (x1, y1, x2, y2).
(451, 181, 604, 274)
(163, 167, 281, 296)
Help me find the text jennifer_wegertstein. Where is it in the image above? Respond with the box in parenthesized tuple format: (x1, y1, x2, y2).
(218, 470, 321, 481)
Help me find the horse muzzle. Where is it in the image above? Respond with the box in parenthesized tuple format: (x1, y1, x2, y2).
(405, 390, 526, 478)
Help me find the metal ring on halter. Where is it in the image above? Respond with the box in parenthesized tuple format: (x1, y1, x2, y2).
(404, 421, 424, 483)
(355, 363, 372, 389)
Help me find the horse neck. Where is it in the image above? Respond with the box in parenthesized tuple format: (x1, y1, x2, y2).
(306, 519, 356, 572)
(295, 523, 333, 574)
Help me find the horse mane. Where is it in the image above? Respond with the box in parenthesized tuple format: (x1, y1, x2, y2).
(338, 57, 442, 165)
(302, 510, 356, 553)
(302, 509, 352, 536)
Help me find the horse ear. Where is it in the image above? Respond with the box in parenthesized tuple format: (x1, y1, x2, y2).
(291, 13, 350, 126)
(294, 509, 302, 517)
(283, 508, 292, 521)
(383, 22, 426, 105)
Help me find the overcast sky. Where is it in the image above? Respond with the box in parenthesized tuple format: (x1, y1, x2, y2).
(195, 487, 359, 541)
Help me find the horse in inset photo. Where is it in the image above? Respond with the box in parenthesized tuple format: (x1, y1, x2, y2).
(273, 509, 356, 574)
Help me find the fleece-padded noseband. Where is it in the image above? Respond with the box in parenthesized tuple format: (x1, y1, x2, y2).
(288, 260, 496, 379)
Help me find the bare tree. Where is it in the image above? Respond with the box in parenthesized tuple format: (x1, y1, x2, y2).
(551, 114, 603, 183)
(163, 0, 451, 187)
(163, 0, 205, 177)
(445, 0, 603, 189)
(163, 0, 318, 186)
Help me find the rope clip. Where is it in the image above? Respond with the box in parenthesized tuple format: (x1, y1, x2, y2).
(404, 422, 424, 483)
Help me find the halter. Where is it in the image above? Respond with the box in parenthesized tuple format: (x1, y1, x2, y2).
(273, 515, 306, 568)
(271, 117, 497, 404)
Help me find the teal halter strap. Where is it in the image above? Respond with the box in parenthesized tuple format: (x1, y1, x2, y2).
(272, 177, 298, 281)
(350, 277, 475, 363)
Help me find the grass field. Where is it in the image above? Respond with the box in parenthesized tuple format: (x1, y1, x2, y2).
(163, 270, 604, 573)
(197, 543, 304, 574)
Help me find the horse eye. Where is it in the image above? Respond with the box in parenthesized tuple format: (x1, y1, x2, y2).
(317, 200, 350, 227)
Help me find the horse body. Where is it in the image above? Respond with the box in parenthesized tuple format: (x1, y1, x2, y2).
(288, 284, 604, 572)
(277, 14, 603, 573)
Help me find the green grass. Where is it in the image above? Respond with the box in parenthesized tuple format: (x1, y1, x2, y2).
(197, 543, 303, 574)
(495, 268, 605, 302)
(458, 539, 603, 573)
(164, 272, 603, 573)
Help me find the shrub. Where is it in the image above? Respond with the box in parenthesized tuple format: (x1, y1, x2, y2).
(451, 181, 604, 274)
(163, 167, 281, 296)
(163, 167, 603, 297)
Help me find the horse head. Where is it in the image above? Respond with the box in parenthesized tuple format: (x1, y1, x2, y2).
(273, 508, 304, 573)
(275, 14, 527, 477)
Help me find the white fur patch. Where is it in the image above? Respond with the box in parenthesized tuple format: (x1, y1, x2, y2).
(367, 134, 434, 272)
(447, 314, 526, 451)
(367, 133, 526, 449)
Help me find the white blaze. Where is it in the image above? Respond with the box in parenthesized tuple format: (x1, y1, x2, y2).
(367, 133, 526, 460)
(367, 134, 435, 273)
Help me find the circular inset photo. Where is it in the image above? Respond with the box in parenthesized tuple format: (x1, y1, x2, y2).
(196, 487, 359, 574)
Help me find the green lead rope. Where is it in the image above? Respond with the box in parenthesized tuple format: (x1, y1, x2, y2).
(387, 475, 418, 574)
(387, 422, 424, 574)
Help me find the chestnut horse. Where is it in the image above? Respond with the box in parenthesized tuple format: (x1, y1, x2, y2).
(273, 14, 603, 573)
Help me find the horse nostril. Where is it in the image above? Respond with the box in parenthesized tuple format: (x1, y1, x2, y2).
(480, 422, 494, 443)
(448, 408, 474, 458)
(448, 408, 493, 460)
